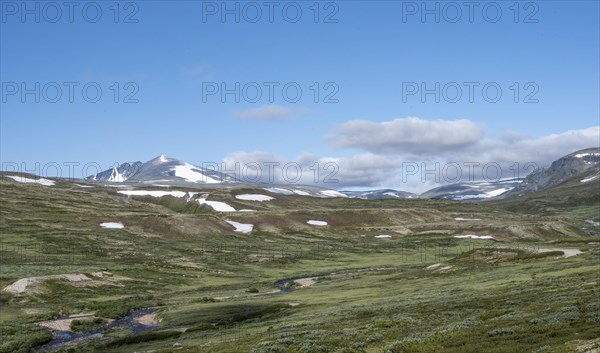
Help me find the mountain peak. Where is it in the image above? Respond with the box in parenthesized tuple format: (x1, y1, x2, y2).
(87, 155, 230, 185)
(149, 154, 173, 163)
(506, 147, 599, 196)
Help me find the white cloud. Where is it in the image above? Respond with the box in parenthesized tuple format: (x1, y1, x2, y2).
(221, 151, 435, 192)
(221, 120, 599, 194)
(330, 117, 484, 155)
(453, 126, 600, 168)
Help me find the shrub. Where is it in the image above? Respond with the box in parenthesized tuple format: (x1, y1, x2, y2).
(250, 341, 290, 353)
(367, 333, 383, 343)
(487, 326, 516, 337)
(70, 317, 107, 333)
(107, 330, 181, 346)
(193, 296, 218, 303)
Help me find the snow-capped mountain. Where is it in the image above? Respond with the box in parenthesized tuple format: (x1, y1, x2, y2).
(504, 147, 600, 196)
(88, 161, 142, 182)
(261, 186, 349, 198)
(86, 148, 599, 200)
(339, 189, 417, 199)
(87, 155, 233, 185)
(419, 178, 523, 200)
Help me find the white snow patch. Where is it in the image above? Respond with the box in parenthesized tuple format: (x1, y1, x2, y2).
(197, 198, 236, 212)
(6, 175, 55, 186)
(225, 220, 253, 233)
(293, 190, 310, 196)
(107, 168, 127, 182)
(455, 217, 481, 221)
(100, 222, 124, 229)
(235, 194, 274, 202)
(307, 220, 328, 226)
(74, 184, 94, 188)
(575, 152, 600, 158)
(451, 194, 488, 200)
(239, 209, 256, 212)
(383, 192, 401, 197)
(118, 190, 188, 198)
(486, 188, 512, 197)
(263, 187, 294, 195)
(320, 190, 348, 198)
(374, 235, 392, 239)
(174, 163, 221, 184)
(159, 154, 168, 162)
(454, 234, 494, 240)
(581, 175, 599, 183)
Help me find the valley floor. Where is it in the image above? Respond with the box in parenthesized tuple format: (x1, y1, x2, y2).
(0, 177, 599, 353)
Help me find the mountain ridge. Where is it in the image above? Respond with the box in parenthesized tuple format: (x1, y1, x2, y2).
(504, 147, 600, 197)
(80, 147, 600, 200)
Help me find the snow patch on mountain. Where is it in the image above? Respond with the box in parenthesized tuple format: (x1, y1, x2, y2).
(575, 152, 600, 158)
(226, 220, 253, 233)
(118, 190, 188, 198)
(454, 235, 494, 240)
(6, 175, 55, 186)
(307, 220, 328, 226)
(340, 189, 417, 199)
(100, 222, 124, 229)
(319, 190, 348, 198)
(420, 179, 521, 200)
(581, 174, 599, 183)
(174, 163, 221, 184)
(197, 198, 236, 212)
(486, 188, 512, 197)
(107, 168, 127, 182)
(263, 187, 294, 195)
(235, 194, 274, 201)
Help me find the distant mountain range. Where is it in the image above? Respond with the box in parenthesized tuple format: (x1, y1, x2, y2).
(338, 189, 418, 199)
(419, 178, 523, 200)
(86, 148, 599, 200)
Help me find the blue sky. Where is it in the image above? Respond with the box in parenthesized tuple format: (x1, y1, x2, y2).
(1, 1, 599, 190)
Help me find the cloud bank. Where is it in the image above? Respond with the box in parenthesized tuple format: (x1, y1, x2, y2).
(222, 117, 599, 193)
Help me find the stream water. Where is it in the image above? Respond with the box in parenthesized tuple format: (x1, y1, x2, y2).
(32, 308, 158, 352)
(32, 276, 317, 351)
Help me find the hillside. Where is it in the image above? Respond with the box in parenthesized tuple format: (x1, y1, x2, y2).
(0, 172, 598, 352)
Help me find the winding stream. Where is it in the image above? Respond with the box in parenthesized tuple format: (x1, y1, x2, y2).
(32, 308, 158, 352)
(32, 276, 317, 351)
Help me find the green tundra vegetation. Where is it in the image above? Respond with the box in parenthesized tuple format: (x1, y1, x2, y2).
(0, 173, 598, 353)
